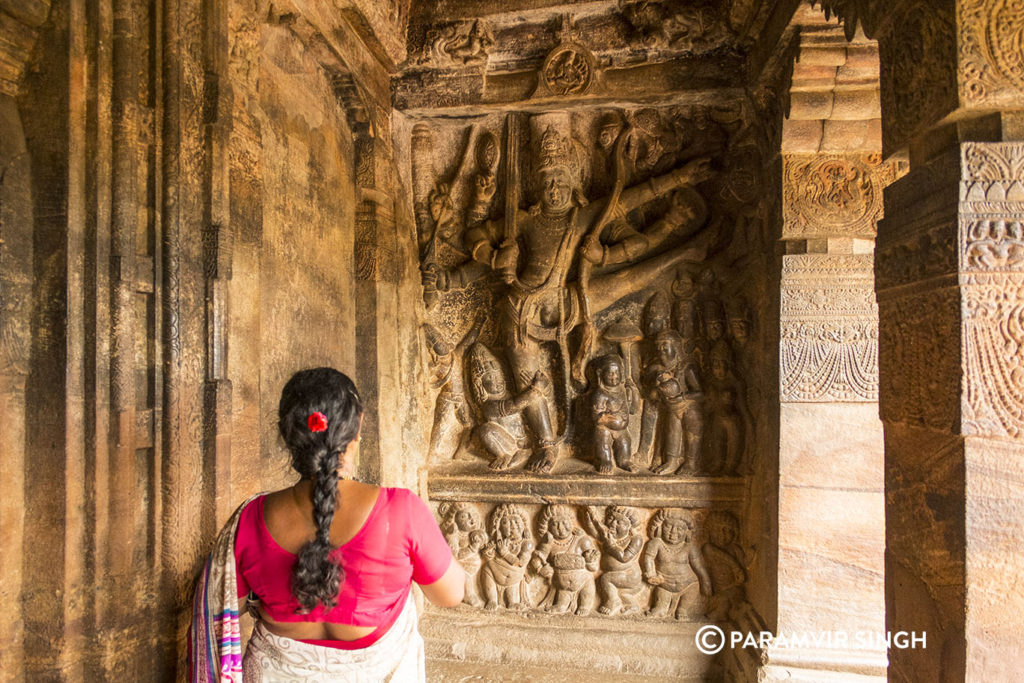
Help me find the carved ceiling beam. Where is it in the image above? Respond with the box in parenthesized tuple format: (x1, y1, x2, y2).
(393, 56, 747, 115)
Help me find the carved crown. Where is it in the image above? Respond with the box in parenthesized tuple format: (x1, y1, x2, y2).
(538, 125, 573, 174)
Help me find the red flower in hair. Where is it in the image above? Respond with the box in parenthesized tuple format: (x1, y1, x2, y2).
(307, 411, 328, 433)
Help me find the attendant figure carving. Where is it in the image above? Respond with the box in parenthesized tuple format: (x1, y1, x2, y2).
(424, 316, 484, 461)
(530, 505, 599, 615)
(586, 506, 645, 615)
(704, 342, 751, 475)
(642, 508, 711, 619)
(481, 504, 534, 610)
(588, 354, 639, 474)
(643, 330, 704, 475)
(439, 502, 488, 607)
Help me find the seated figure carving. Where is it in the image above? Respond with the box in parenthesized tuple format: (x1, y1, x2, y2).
(467, 342, 551, 471)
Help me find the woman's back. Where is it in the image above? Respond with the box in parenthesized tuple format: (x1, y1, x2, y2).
(235, 481, 453, 643)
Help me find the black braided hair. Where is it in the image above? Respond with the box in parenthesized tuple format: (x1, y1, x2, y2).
(277, 368, 363, 613)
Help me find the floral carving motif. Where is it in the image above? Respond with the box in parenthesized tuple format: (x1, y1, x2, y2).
(963, 275, 1024, 438)
(780, 255, 878, 403)
(783, 155, 889, 239)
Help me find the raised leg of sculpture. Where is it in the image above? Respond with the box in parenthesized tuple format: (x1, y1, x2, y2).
(476, 422, 517, 471)
(588, 243, 706, 316)
(506, 343, 560, 473)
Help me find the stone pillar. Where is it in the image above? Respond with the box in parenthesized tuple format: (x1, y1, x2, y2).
(766, 11, 891, 679)
(876, 136, 1024, 681)
(808, 0, 1024, 678)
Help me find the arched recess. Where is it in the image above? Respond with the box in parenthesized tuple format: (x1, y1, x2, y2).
(765, 3, 896, 680)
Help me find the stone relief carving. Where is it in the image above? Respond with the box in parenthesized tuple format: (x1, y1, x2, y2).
(539, 42, 597, 96)
(960, 143, 1024, 439)
(877, 1, 958, 151)
(586, 505, 645, 615)
(642, 508, 710, 620)
(878, 288, 960, 431)
(617, 0, 732, 51)
(481, 504, 534, 610)
(780, 255, 879, 403)
(782, 154, 891, 239)
(958, 0, 1024, 102)
(417, 110, 719, 475)
(701, 510, 748, 621)
(433, 502, 752, 621)
(586, 354, 640, 474)
(415, 19, 494, 67)
(439, 501, 488, 607)
(530, 505, 600, 615)
(425, 317, 484, 462)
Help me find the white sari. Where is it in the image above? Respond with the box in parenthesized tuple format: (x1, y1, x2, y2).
(241, 593, 426, 683)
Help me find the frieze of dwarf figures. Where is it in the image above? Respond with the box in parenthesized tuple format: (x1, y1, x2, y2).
(435, 502, 752, 622)
(417, 107, 761, 479)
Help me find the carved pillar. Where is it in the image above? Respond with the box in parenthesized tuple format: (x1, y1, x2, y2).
(335, 69, 420, 489)
(804, 0, 1024, 678)
(876, 139, 1024, 680)
(767, 11, 890, 679)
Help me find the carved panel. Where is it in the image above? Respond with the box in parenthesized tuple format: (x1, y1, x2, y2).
(414, 105, 762, 478)
(960, 143, 1024, 438)
(878, 287, 961, 431)
(617, 0, 734, 52)
(959, 0, 1024, 105)
(432, 501, 751, 621)
(876, 0, 958, 152)
(781, 255, 879, 402)
(782, 154, 894, 239)
(413, 19, 494, 68)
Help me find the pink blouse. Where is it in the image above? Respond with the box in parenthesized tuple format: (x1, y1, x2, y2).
(234, 487, 451, 648)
